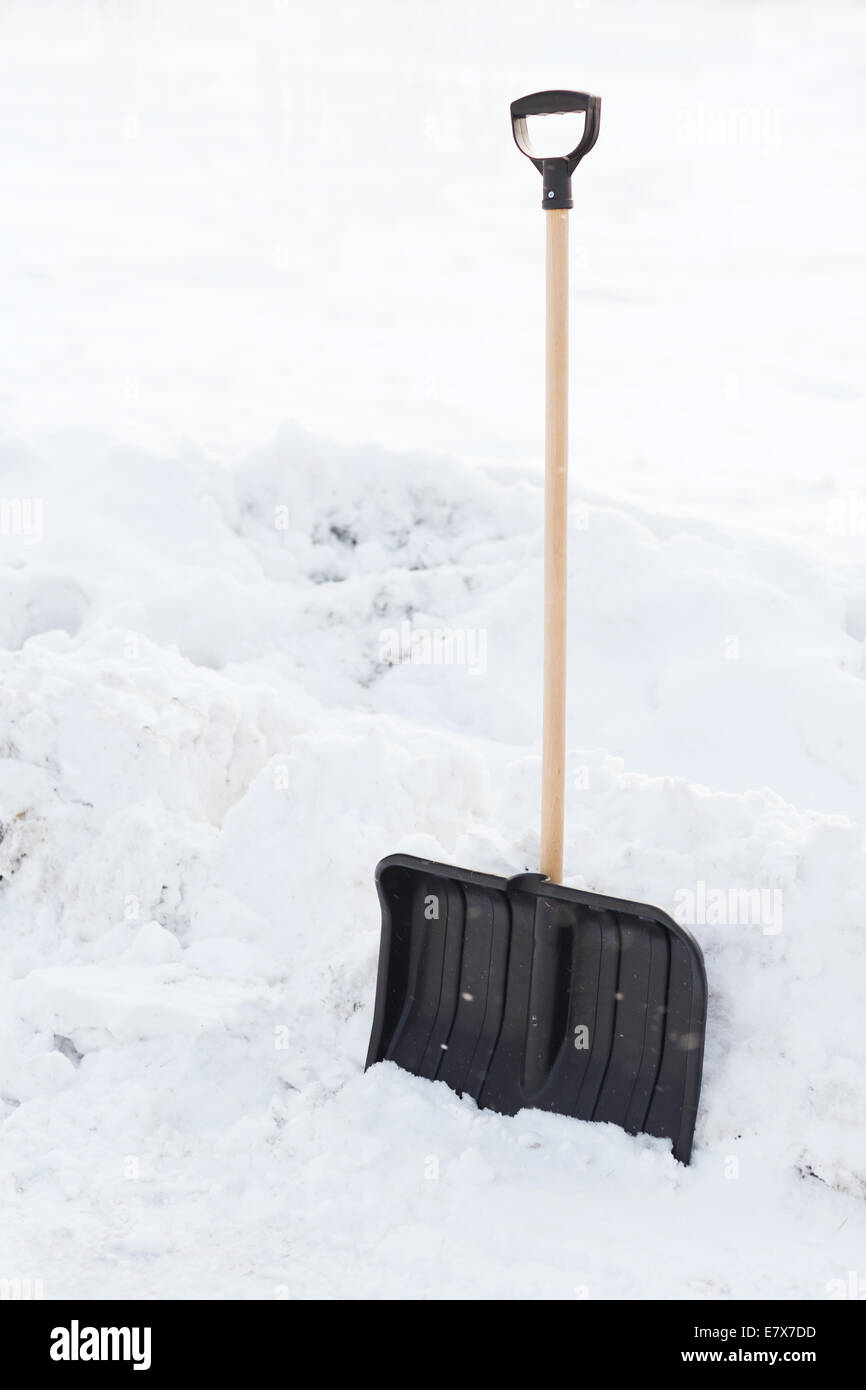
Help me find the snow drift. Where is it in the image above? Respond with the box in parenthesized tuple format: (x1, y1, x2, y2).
(1, 427, 864, 1298)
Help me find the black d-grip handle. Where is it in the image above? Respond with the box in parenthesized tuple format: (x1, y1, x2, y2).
(510, 90, 601, 209)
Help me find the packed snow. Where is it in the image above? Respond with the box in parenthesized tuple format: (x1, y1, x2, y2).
(1, 0, 865, 1300)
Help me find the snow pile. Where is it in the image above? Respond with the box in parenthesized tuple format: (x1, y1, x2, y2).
(3, 0, 866, 1303)
(1, 428, 865, 1298)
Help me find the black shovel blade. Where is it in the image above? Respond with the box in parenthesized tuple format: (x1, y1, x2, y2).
(366, 854, 706, 1163)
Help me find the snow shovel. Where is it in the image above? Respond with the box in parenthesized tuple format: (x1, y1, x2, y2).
(366, 91, 707, 1164)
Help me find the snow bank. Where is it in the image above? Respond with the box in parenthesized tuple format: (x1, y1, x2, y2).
(1, 427, 865, 1298)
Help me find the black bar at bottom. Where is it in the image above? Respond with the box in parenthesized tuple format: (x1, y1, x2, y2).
(0, 1298, 860, 1376)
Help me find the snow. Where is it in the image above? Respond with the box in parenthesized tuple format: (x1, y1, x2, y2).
(1, 0, 865, 1300)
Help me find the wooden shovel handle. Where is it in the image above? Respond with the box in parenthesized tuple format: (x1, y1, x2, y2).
(510, 89, 600, 882)
(540, 208, 569, 882)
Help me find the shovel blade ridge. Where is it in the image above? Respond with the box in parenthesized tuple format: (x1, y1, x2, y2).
(366, 854, 707, 1164)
